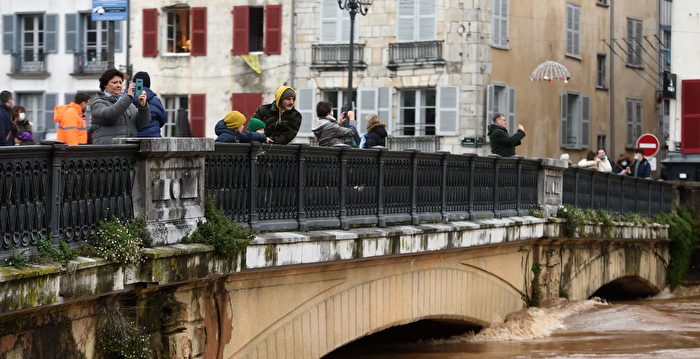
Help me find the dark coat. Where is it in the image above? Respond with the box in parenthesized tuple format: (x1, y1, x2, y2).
(214, 120, 268, 143)
(0, 104, 15, 146)
(134, 87, 166, 138)
(487, 124, 525, 157)
(252, 102, 302, 145)
(630, 157, 652, 178)
(363, 125, 387, 148)
(311, 116, 355, 147)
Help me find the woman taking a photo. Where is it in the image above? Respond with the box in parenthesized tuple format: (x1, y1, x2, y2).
(89, 68, 150, 145)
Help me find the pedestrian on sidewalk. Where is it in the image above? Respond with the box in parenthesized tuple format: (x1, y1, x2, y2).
(487, 112, 526, 157)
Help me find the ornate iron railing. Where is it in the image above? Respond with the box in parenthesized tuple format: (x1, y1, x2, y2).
(311, 44, 366, 69)
(10, 53, 48, 74)
(562, 167, 673, 216)
(206, 143, 543, 231)
(73, 52, 109, 74)
(388, 41, 444, 67)
(0, 143, 138, 259)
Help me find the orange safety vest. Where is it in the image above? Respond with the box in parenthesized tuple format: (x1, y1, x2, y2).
(54, 103, 87, 145)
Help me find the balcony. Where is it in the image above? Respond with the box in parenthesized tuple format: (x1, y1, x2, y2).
(311, 44, 366, 70)
(73, 52, 109, 75)
(388, 41, 445, 69)
(9, 53, 48, 77)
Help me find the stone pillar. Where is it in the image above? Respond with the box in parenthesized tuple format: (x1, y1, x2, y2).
(115, 138, 215, 245)
(538, 158, 568, 217)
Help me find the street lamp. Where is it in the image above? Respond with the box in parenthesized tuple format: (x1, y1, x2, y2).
(337, 0, 373, 112)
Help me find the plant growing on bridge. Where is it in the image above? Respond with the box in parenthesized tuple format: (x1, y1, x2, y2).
(96, 299, 153, 359)
(2, 248, 29, 268)
(183, 198, 255, 260)
(527, 263, 543, 307)
(36, 237, 78, 263)
(654, 206, 700, 288)
(84, 217, 148, 266)
(556, 205, 586, 237)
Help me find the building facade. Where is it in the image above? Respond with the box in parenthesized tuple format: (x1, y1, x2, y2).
(1, 0, 127, 141)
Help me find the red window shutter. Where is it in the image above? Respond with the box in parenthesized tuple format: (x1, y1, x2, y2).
(143, 9, 159, 57)
(230, 93, 264, 128)
(190, 94, 206, 137)
(681, 80, 700, 154)
(264, 5, 282, 55)
(191, 7, 207, 56)
(232, 6, 250, 55)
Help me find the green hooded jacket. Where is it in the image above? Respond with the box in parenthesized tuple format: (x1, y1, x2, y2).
(252, 86, 302, 145)
(487, 124, 526, 157)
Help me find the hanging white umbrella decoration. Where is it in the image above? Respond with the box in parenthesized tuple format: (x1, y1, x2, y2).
(530, 61, 571, 83)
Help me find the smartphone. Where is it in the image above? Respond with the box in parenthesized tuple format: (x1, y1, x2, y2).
(135, 79, 144, 97)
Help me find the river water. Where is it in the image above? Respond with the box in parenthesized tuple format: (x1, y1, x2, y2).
(328, 286, 700, 358)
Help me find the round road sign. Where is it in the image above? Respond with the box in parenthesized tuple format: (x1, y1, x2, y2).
(636, 133, 660, 157)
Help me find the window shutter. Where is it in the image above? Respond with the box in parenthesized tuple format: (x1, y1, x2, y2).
(232, 6, 250, 55)
(44, 93, 58, 133)
(230, 93, 264, 123)
(626, 99, 633, 147)
(581, 96, 590, 147)
(377, 87, 392, 132)
(296, 88, 316, 136)
(44, 14, 58, 53)
(397, 0, 416, 42)
(499, 0, 509, 47)
(436, 86, 459, 136)
(560, 93, 568, 147)
(2, 15, 15, 54)
(507, 86, 516, 135)
(190, 7, 207, 56)
(357, 88, 378, 133)
(492, 0, 501, 46)
(114, 21, 123, 52)
(566, 5, 573, 55)
(635, 20, 643, 66)
(264, 5, 282, 55)
(573, 6, 580, 56)
(485, 84, 495, 136)
(65, 14, 78, 53)
(626, 18, 634, 64)
(320, 0, 338, 43)
(418, 0, 436, 41)
(143, 9, 159, 57)
(635, 101, 643, 141)
(189, 94, 206, 137)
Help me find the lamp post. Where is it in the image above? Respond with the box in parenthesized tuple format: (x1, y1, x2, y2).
(337, 0, 372, 112)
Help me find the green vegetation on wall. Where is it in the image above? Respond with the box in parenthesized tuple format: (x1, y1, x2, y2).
(654, 206, 700, 288)
(183, 198, 255, 260)
(82, 217, 150, 266)
(96, 299, 153, 359)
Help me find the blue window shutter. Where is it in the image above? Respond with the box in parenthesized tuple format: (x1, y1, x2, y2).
(44, 93, 58, 133)
(44, 14, 58, 53)
(65, 14, 78, 53)
(296, 88, 316, 136)
(581, 96, 590, 147)
(436, 86, 459, 136)
(114, 21, 123, 52)
(2, 15, 16, 54)
(560, 93, 568, 147)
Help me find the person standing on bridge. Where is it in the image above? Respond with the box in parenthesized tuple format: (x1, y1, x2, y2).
(487, 112, 526, 157)
(0, 91, 16, 146)
(252, 86, 302, 145)
(624, 148, 651, 178)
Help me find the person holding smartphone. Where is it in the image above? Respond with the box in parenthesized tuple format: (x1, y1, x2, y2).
(89, 68, 150, 145)
(312, 101, 357, 147)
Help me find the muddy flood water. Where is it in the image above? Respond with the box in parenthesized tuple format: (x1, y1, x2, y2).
(328, 286, 700, 359)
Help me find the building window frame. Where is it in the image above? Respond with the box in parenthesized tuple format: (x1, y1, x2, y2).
(491, 0, 509, 49)
(596, 53, 607, 89)
(396, 0, 437, 43)
(162, 95, 190, 137)
(20, 14, 45, 68)
(560, 91, 590, 149)
(565, 2, 581, 59)
(625, 98, 643, 148)
(626, 17, 643, 68)
(398, 88, 436, 136)
(163, 6, 191, 56)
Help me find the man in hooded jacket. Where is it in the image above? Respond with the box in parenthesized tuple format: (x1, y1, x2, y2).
(252, 86, 302, 145)
(0, 91, 15, 146)
(487, 112, 526, 157)
(131, 72, 166, 137)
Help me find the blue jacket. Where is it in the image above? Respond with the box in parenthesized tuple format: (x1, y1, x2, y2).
(133, 87, 166, 137)
(0, 104, 15, 146)
(630, 157, 652, 178)
(214, 120, 268, 143)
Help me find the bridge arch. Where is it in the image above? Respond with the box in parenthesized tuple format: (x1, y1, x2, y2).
(234, 266, 524, 359)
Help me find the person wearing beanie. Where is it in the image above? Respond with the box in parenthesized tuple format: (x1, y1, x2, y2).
(362, 114, 388, 148)
(215, 111, 272, 143)
(131, 71, 166, 137)
(252, 85, 302, 144)
(247, 117, 266, 133)
(0, 90, 16, 146)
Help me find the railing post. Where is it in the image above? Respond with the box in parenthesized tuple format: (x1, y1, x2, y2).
(515, 156, 523, 215)
(537, 157, 567, 217)
(47, 142, 67, 243)
(605, 173, 610, 212)
(297, 145, 308, 231)
(492, 156, 500, 218)
(467, 155, 476, 220)
(339, 147, 349, 230)
(438, 151, 449, 222)
(248, 143, 259, 231)
(573, 168, 579, 207)
(377, 148, 386, 227)
(410, 150, 420, 225)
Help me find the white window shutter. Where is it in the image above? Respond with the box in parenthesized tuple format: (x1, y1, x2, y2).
(492, 0, 501, 46)
(507, 86, 516, 134)
(573, 6, 581, 56)
(635, 21, 643, 66)
(499, 0, 509, 47)
(377, 87, 392, 134)
(485, 84, 495, 136)
(296, 88, 316, 136)
(560, 93, 568, 147)
(357, 88, 378, 134)
(418, 0, 436, 41)
(581, 96, 590, 147)
(626, 99, 633, 147)
(397, 0, 416, 42)
(436, 86, 459, 136)
(627, 18, 634, 64)
(635, 101, 643, 141)
(566, 5, 573, 55)
(320, 0, 338, 43)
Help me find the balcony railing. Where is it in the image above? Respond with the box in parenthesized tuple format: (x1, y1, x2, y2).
(388, 41, 444, 68)
(311, 44, 366, 69)
(10, 53, 48, 74)
(386, 136, 439, 152)
(73, 52, 109, 75)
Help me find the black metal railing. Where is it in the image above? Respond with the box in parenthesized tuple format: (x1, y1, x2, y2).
(311, 44, 366, 69)
(562, 167, 673, 216)
(386, 136, 440, 152)
(388, 41, 444, 67)
(73, 52, 109, 74)
(0, 143, 138, 259)
(10, 52, 48, 74)
(206, 143, 542, 231)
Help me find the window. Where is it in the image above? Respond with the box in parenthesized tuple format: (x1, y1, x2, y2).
(3, 13, 57, 70)
(397, 0, 437, 42)
(232, 5, 282, 55)
(21, 15, 44, 68)
(661, 28, 671, 70)
(320, 0, 355, 43)
(566, 3, 581, 58)
(560, 92, 590, 148)
(596, 54, 607, 88)
(142, 7, 206, 57)
(492, 0, 509, 48)
(15, 92, 57, 142)
(163, 95, 189, 137)
(626, 18, 643, 67)
(398, 89, 436, 136)
(486, 84, 516, 135)
(596, 0, 609, 6)
(164, 7, 190, 54)
(65, 14, 122, 73)
(320, 90, 357, 119)
(596, 135, 607, 153)
(625, 98, 643, 148)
